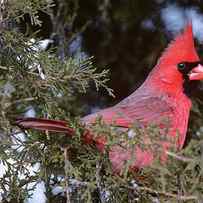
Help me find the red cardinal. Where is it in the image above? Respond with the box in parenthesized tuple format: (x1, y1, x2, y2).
(16, 24, 203, 173)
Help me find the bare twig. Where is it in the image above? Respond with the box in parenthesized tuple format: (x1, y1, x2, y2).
(64, 147, 71, 203)
(129, 185, 198, 201)
(5, 97, 37, 107)
(166, 151, 193, 163)
(0, 0, 8, 29)
(96, 160, 106, 203)
(0, 65, 8, 70)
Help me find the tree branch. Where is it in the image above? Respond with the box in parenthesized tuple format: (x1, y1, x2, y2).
(64, 147, 71, 203)
(166, 151, 193, 163)
(129, 185, 198, 201)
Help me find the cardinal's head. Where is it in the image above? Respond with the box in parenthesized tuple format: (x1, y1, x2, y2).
(145, 23, 203, 96)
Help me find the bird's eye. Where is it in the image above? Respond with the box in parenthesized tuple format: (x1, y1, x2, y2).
(177, 63, 186, 70)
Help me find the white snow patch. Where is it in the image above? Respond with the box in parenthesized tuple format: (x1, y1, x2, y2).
(27, 38, 53, 52)
(26, 38, 52, 80)
(131, 180, 138, 188)
(161, 3, 203, 42)
(37, 39, 53, 51)
(52, 186, 64, 195)
(0, 159, 15, 200)
(101, 190, 110, 201)
(161, 4, 185, 35)
(0, 158, 45, 202)
(128, 129, 136, 139)
(11, 132, 26, 152)
(0, 82, 15, 97)
(25, 181, 46, 203)
(0, 161, 6, 178)
(24, 107, 36, 117)
(186, 8, 203, 42)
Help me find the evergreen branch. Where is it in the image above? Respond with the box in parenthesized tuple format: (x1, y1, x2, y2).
(5, 97, 37, 107)
(130, 185, 198, 201)
(1, 0, 203, 202)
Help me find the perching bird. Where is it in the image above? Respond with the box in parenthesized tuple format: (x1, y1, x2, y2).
(16, 23, 203, 173)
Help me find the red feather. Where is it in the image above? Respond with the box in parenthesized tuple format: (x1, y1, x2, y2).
(15, 23, 203, 173)
(16, 117, 74, 135)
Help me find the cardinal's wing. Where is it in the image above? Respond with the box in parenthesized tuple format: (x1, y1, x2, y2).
(82, 94, 174, 128)
(15, 94, 175, 134)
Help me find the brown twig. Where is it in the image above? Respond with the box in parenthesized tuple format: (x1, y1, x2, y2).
(166, 151, 193, 163)
(5, 97, 37, 107)
(64, 147, 71, 203)
(129, 185, 198, 201)
(96, 160, 106, 203)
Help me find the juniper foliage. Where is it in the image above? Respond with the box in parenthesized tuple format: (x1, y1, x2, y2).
(0, 0, 203, 203)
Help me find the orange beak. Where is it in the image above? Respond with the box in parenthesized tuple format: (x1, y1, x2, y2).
(189, 64, 203, 80)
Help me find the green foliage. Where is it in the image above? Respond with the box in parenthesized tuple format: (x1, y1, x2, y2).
(0, 1, 114, 202)
(0, 0, 203, 203)
(4, 0, 54, 26)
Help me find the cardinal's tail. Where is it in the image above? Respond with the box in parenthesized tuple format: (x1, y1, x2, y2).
(15, 117, 107, 152)
(15, 117, 74, 135)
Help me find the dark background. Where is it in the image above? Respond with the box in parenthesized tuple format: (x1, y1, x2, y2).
(20, 0, 203, 136)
